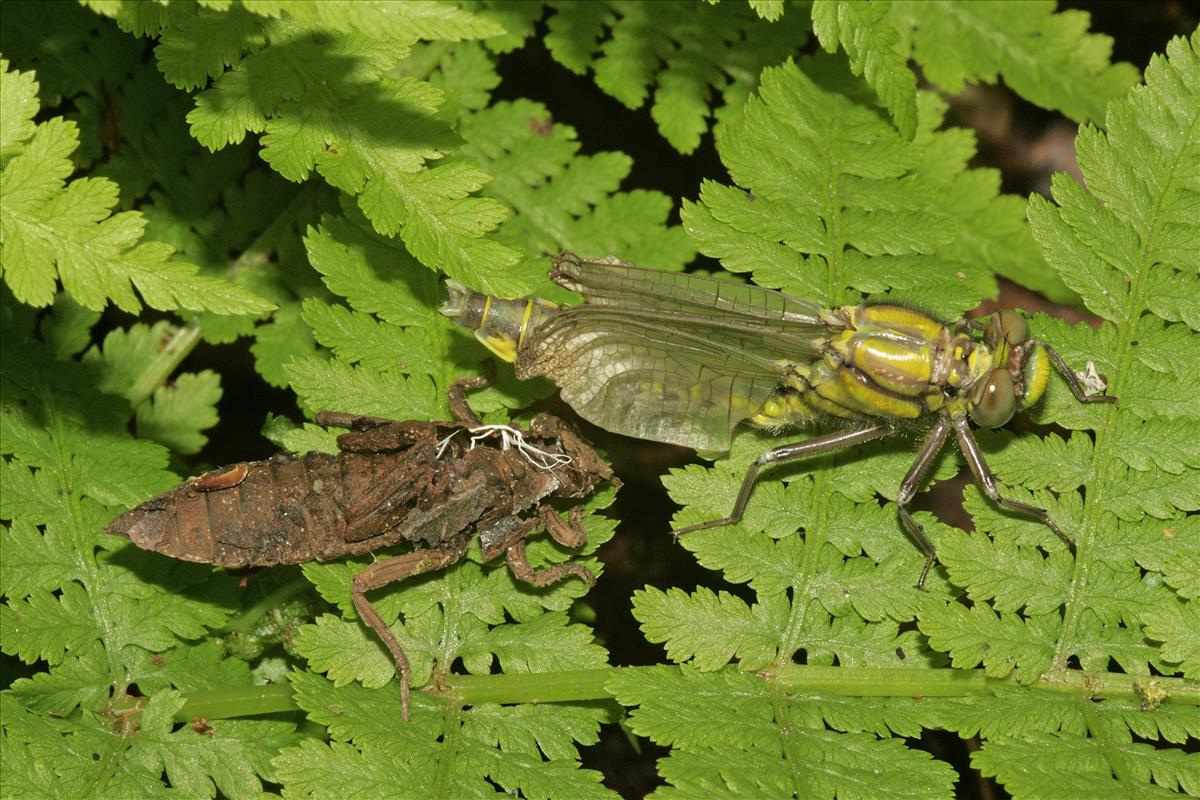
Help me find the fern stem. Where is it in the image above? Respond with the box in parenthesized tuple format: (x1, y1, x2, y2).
(170, 665, 1198, 723)
(1079, 700, 1139, 788)
(432, 700, 465, 798)
(174, 683, 298, 721)
(772, 664, 998, 697)
(402, 42, 452, 82)
(444, 665, 1200, 707)
(218, 575, 311, 635)
(443, 668, 617, 705)
(125, 321, 202, 407)
(777, 468, 832, 659)
(1056, 329, 1132, 663)
(771, 664, 1200, 705)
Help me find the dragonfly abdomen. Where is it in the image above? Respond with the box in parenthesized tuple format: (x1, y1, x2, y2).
(442, 282, 558, 364)
(751, 362, 927, 429)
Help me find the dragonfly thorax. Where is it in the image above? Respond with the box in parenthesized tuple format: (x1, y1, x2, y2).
(747, 304, 1053, 433)
(742, 305, 963, 428)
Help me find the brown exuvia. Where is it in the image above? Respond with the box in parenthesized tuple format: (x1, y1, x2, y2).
(106, 377, 617, 718)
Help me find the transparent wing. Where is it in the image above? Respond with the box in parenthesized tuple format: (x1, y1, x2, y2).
(551, 254, 830, 328)
(518, 306, 807, 451)
(514, 256, 837, 450)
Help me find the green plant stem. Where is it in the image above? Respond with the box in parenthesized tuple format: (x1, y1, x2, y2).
(219, 576, 312, 635)
(772, 665, 1200, 705)
(227, 182, 318, 281)
(174, 665, 1200, 722)
(176, 684, 298, 721)
(400, 41, 451, 82)
(771, 664, 992, 696)
(444, 669, 617, 705)
(126, 322, 202, 407)
(445, 664, 1200, 706)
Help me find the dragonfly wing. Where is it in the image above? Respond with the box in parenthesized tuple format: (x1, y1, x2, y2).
(552, 253, 829, 327)
(517, 307, 794, 451)
(609, 305, 826, 366)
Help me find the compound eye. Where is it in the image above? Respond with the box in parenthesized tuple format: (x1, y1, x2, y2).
(996, 309, 1030, 345)
(969, 370, 1016, 428)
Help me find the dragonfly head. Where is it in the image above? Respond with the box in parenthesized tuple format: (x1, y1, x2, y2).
(968, 310, 1050, 427)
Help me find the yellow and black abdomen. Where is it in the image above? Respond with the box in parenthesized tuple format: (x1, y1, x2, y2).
(442, 281, 558, 364)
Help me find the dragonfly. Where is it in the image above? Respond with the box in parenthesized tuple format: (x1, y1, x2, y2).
(442, 252, 1117, 585)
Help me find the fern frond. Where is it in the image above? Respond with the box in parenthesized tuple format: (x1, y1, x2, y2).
(812, 0, 918, 138)
(0, 60, 273, 315)
(545, 0, 810, 153)
(459, 98, 695, 293)
(897, 0, 1140, 124)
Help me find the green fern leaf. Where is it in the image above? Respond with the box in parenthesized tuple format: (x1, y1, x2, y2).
(812, 0, 919, 138)
(160, 3, 525, 294)
(127, 690, 298, 800)
(633, 586, 784, 671)
(154, 5, 264, 91)
(1144, 600, 1200, 677)
(749, 1, 785, 23)
(303, 210, 438, 323)
(249, 303, 318, 388)
(293, 613, 399, 689)
(275, 0, 506, 42)
(920, 601, 1057, 680)
(898, 0, 1140, 123)
(459, 98, 695, 290)
(0, 61, 273, 315)
(1, 326, 295, 790)
(286, 357, 442, 419)
(544, 1, 811, 154)
(84, 322, 223, 454)
(281, 636, 614, 798)
(1015, 31, 1200, 671)
(974, 732, 1199, 798)
(610, 667, 958, 798)
(682, 61, 989, 309)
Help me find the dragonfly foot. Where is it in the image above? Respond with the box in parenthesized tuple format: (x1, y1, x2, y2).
(915, 555, 934, 590)
(671, 518, 736, 541)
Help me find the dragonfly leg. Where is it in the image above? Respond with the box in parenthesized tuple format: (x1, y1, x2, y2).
(505, 537, 597, 588)
(1037, 341, 1119, 404)
(448, 375, 492, 425)
(351, 540, 470, 721)
(316, 410, 399, 428)
(539, 504, 588, 549)
(896, 417, 952, 588)
(951, 416, 1075, 552)
(672, 424, 893, 537)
